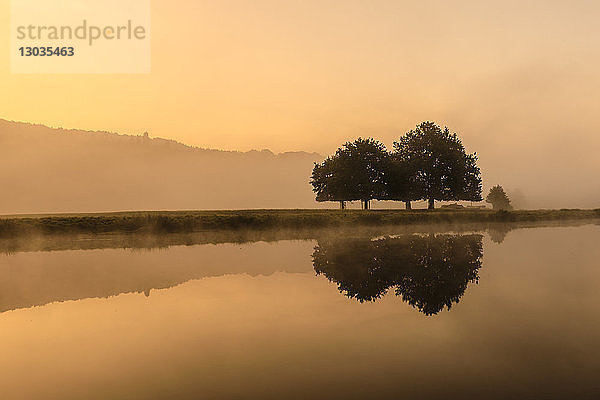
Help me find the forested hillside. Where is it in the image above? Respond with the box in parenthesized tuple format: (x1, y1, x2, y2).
(0, 120, 322, 213)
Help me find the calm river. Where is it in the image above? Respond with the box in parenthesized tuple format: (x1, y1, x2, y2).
(0, 223, 599, 399)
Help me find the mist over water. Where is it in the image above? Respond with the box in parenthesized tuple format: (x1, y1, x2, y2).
(1, 222, 599, 399)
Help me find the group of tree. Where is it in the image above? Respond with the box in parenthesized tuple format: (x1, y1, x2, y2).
(312, 233, 483, 316)
(310, 121, 482, 210)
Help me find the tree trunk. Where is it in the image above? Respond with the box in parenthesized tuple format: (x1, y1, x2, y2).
(428, 198, 435, 210)
(339, 201, 346, 210)
(405, 201, 412, 210)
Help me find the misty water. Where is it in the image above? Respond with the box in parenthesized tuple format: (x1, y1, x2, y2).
(1, 223, 599, 399)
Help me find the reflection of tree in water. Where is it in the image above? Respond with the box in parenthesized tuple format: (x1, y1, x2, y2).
(393, 235, 482, 315)
(487, 225, 511, 244)
(313, 238, 398, 302)
(313, 234, 483, 315)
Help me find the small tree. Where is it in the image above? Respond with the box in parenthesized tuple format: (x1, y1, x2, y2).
(394, 121, 482, 209)
(486, 185, 512, 211)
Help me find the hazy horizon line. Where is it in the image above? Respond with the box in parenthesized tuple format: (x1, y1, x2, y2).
(0, 117, 323, 157)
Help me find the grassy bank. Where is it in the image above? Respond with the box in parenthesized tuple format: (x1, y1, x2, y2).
(1, 208, 599, 237)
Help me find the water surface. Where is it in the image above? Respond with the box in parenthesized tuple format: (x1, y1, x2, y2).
(0, 224, 599, 399)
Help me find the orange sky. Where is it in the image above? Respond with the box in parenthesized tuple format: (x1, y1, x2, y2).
(1, 0, 600, 205)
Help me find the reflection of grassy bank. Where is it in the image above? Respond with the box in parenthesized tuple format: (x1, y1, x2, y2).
(1, 209, 599, 237)
(0, 217, 598, 254)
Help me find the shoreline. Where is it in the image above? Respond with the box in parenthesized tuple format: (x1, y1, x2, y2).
(1, 208, 599, 237)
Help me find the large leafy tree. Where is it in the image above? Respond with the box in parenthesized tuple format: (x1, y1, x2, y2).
(310, 155, 351, 209)
(486, 185, 513, 210)
(394, 121, 482, 209)
(383, 154, 421, 210)
(310, 138, 389, 209)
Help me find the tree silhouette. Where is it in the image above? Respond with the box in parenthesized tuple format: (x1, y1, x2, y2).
(382, 156, 420, 210)
(310, 155, 352, 209)
(393, 122, 482, 209)
(486, 185, 513, 211)
(313, 234, 483, 315)
(311, 138, 390, 209)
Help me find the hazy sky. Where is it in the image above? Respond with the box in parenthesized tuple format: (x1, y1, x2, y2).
(1, 0, 600, 206)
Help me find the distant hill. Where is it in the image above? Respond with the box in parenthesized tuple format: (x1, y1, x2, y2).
(0, 119, 323, 214)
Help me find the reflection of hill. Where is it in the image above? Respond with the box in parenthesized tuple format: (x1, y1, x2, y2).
(0, 241, 314, 313)
(0, 119, 321, 213)
(313, 234, 483, 315)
